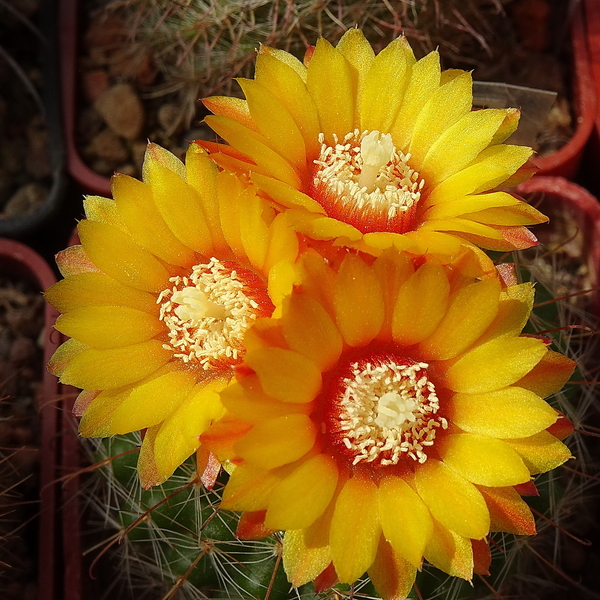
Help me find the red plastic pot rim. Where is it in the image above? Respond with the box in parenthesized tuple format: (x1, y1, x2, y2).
(0, 238, 60, 600)
(532, 3, 596, 178)
(59, 0, 112, 197)
(517, 175, 600, 317)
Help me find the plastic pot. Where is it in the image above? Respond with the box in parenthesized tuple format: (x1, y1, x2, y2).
(59, 0, 112, 196)
(0, 239, 60, 600)
(583, 0, 600, 187)
(531, 2, 596, 178)
(0, 0, 67, 238)
(517, 175, 600, 317)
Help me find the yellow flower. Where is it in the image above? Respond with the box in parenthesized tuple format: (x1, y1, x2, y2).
(46, 143, 299, 488)
(200, 29, 545, 256)
(202, 249, 575, 597)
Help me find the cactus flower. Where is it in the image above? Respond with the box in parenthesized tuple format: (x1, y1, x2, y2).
(200, 29, 546, 257)
(203, 249, 575, 597)
(46, 143, 299, 488)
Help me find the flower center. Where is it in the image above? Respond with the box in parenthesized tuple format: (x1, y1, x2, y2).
(325, 355, 447, 466)
(311, 129, 425, 234)
(157, 257, 273, 371)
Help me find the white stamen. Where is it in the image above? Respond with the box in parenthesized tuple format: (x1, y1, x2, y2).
(336, 360, 445, 465)
(158, 258, 263, 370)
(313, 129, 424, 221)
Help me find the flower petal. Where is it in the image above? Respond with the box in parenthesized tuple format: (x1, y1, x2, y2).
(221, 464, 286, 511)
(55, 306, 164, 348)
(450, 387, 558, 438)
(112, 174, 196, 266)
(78, 388, 130, 437)
(392, 259, 450, 346)
(221, 377, 311, 424)
(265, 454, 338, 529)
(425, 145, 533, 206)
(307, 38, 355, 144)
(421, 109, 508, 184)
(238, 78, 307, 172)
(181, 143, 229, 252)
(334, 254, 385, 347)
(78, 220, 170, 293)
(336, 28, 375, 112)
(390, 51, 440, 150)
(420, 217, 504, 240)
(283, 529, 332, 588)
(477, 485, 536, 535)
(153, 380, 227, 480)
(373, 250, 415, 340)
(206, 116, 303, 188)
(423, 191, 521, 220)
(368, 537, 417, 600)
(55, 245, 100, 278)
(245, 347, 322, 404)
(515, 349, 576, 398)
(504, 431, 573, 474)
(478, 282, 534, 342)
(47, 338, 86, 377)
(414, 459, 489, 539)
(234, 413, 317, 469)
(142, 142, 186, 179)
(251, 173, 325, 214)
(238, 188, 271, 270)
(45, 273, 158, 315)
(377, 476, 433, 567)
(144, 158, 214, 254)
(438, 433, 531, 487)
(83, 195, 124, 227)
(419, 277, 501, 360)
(409, 71, 472, 166)
(255, 51, 321, 159)
(282, 293, 343, 371)
(330, 475, 382, 583)
(59, 340, 172, 390)
(202, 95, 257, 131)
(443, 336, 547, 393)
(360, 37, 413, 132)
(110, 369, 198, 434)
(136, 424, 163, 488)
(423, 519, 473, 580)
(464, 201, 548, 226)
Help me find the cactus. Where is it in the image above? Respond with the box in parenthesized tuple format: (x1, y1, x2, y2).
(100, 0, 514, 129)
(80, 235, 598, 600)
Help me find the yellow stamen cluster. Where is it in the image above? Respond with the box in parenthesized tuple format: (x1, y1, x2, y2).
(313, 129, 424, 219)
(157, 257, 260, 369)
(338, 360, 447, 465)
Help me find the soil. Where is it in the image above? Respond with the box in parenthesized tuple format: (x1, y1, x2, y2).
(0, 0, 53, 221)
(74, 0, 575, 183)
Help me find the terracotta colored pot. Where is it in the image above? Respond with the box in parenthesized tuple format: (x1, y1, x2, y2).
(583, 0, 600, 185)
(532, 3, 596, 178)
(59, 383, 82, 600)
(0, 239, 60, 600)
(517, 175, 600, 316)
(59, 0, 112, 197)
